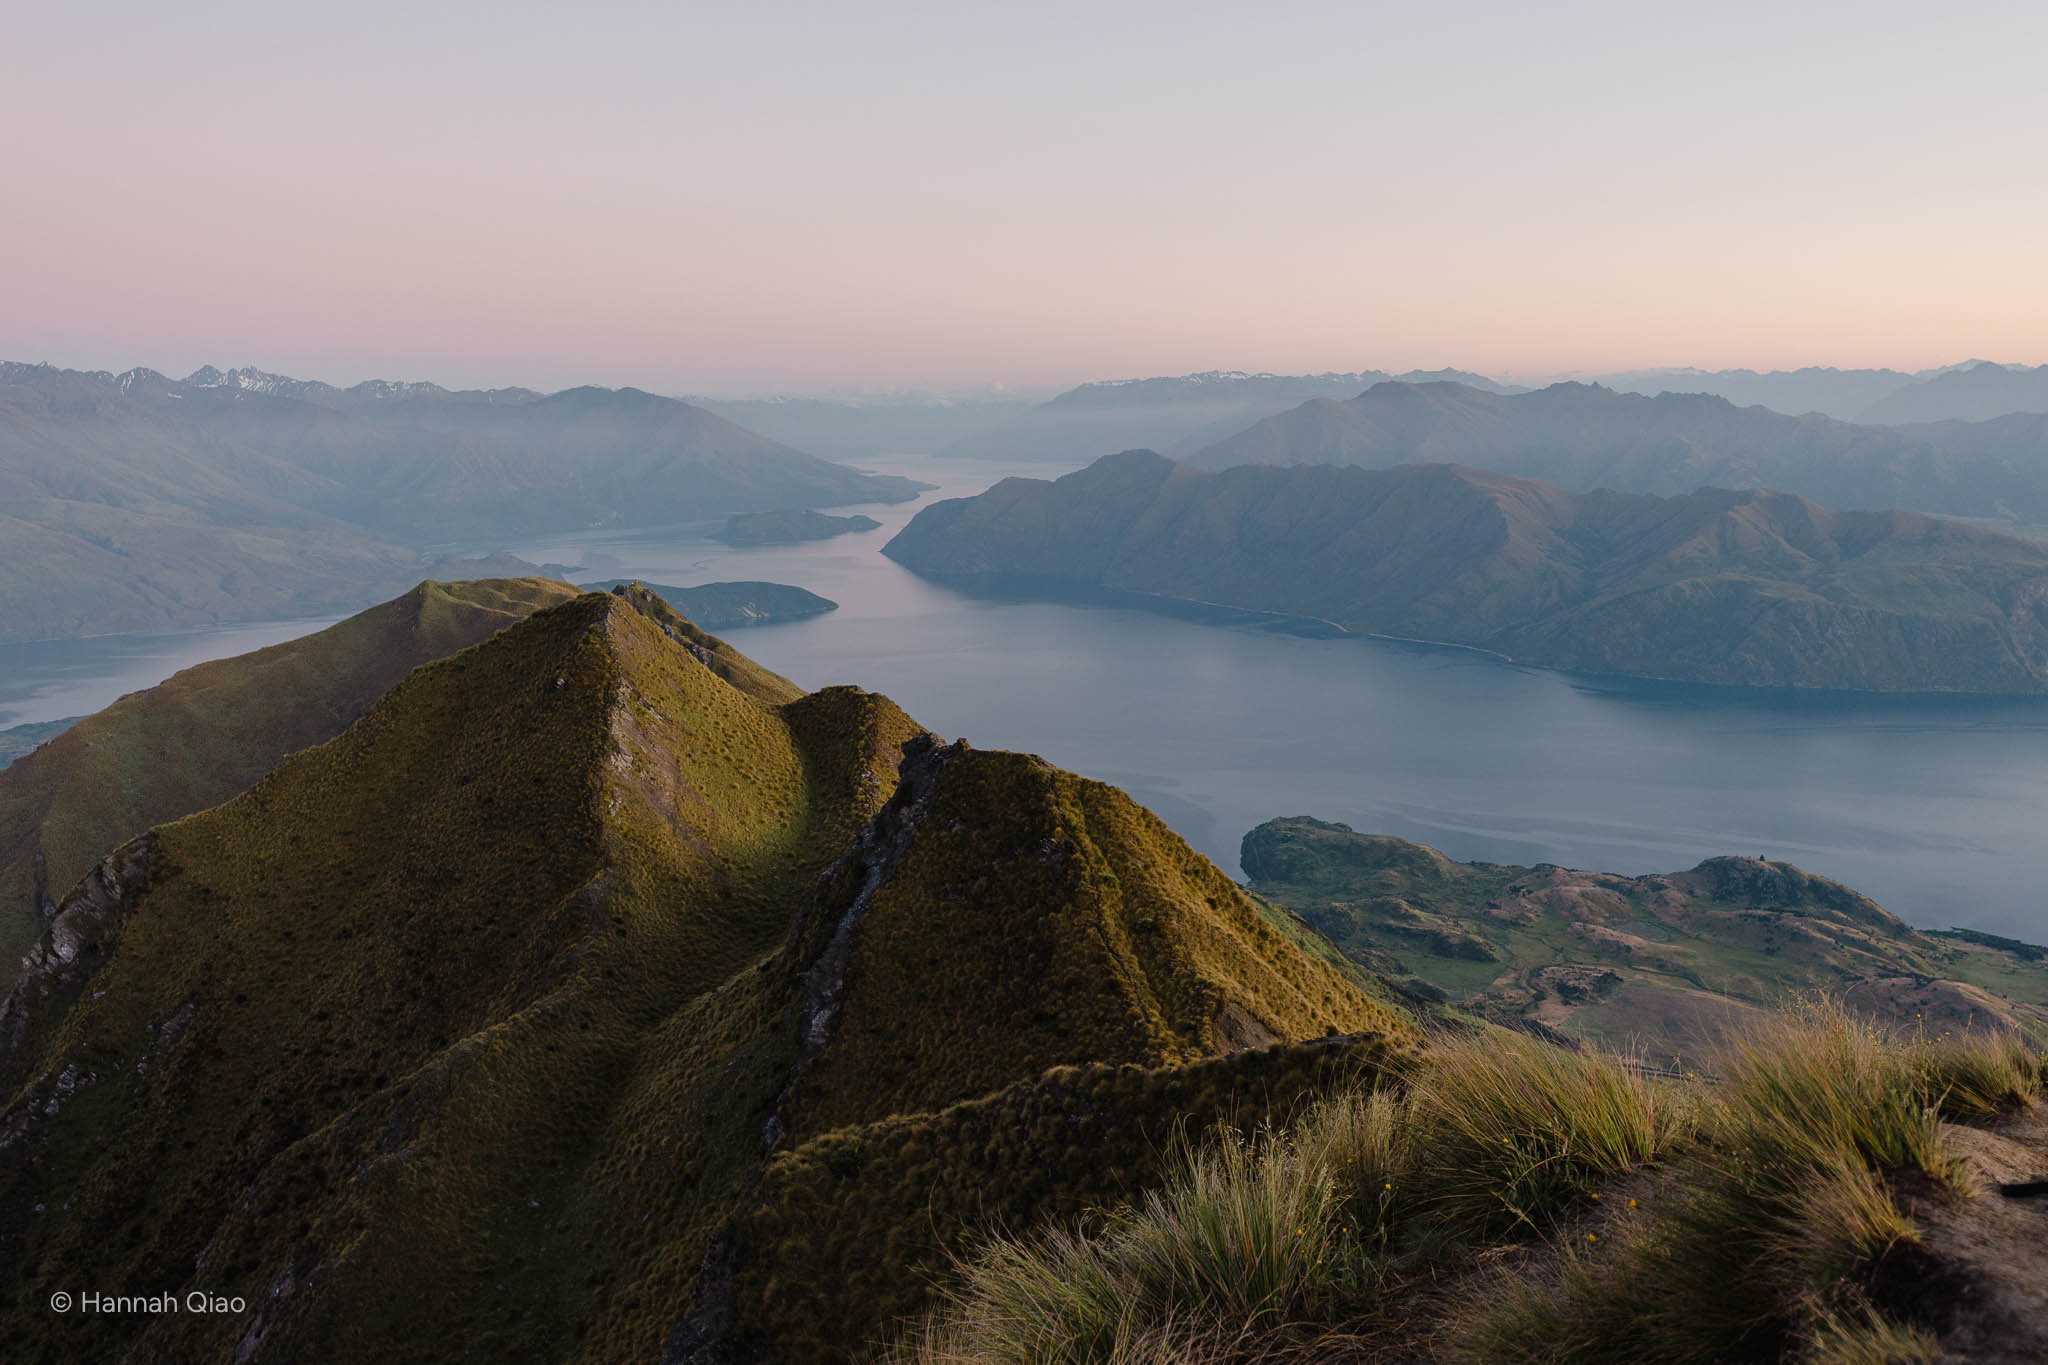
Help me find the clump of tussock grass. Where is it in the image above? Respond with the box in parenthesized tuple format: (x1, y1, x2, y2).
(902, 1129, 1341, 1364)
(1800, 1296, 1946, 1365)
(898, 1026, 1690, 1362)
(1445, 998, 2007, 1362)
(1395, 1028, 1691, 1240)
(911, 1003, 2034, 1364)
(1913, 1027, 2043, 1121)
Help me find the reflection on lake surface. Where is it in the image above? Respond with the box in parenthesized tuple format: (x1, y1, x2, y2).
(6, 453, 2048, 940)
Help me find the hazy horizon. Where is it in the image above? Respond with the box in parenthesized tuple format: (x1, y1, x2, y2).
(7, 2, 2045, 396)
(8, 353, 2044, 406)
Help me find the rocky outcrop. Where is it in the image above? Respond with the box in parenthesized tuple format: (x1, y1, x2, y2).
(0, 834, 152, 1076)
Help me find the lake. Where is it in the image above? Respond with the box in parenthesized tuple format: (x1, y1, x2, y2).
(6, 453, 2048, 940)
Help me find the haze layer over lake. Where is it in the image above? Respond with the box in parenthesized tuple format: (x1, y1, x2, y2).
(5, 453, 2047, 940)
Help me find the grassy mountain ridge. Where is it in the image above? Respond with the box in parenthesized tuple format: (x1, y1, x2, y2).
(0, 577, 581, 980)
(1242, 816, 2048, 1046)
(0, 587, 1403, 1362)
(884, 450, 2048, 692)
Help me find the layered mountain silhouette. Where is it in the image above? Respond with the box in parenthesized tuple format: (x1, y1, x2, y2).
(1859, 362, 2048, 424)
(1591, 365, 1922, 420)
(1191, 378, 2048, 525)
(884, 450, 2048, 692)
(0, 584, 1402, 1362)
(945, 369, 1522, 463)
(0, 363, 927, 642)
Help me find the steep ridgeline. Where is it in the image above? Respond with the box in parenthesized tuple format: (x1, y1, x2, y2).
(1192, 379, 2048, 525)
(0, 363, 927, 641)
(1243, 817, 2048, 1047)
(947, 369, 1518, 463)
(884, 450, 2048, 692)
(0, 578, 582, 978)
(0, 586, 1405, 1364)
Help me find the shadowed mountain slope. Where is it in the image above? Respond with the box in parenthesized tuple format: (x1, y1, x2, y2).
(0, 587, 1402, 1363)
(1193, 379, 2048, 525)
(884, 450, 2048, 692)
(1243, 817, 2048, 1048)
(0, 578, 581, 979)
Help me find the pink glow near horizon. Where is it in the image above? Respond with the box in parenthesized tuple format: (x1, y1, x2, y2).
(4, 1, 2045, 395)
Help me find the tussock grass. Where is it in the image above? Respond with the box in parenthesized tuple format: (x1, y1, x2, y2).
(910, 1003, 2037, 1364)
(1802, 1298, 1946, 1365)
(1399, 1029, 1689, 1239)
(902, 1130, 1340, 1365)
(1445, 999, 2014, 1362)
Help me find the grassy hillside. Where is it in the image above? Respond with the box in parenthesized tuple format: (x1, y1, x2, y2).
(0, 590, 1402, 1363)
(884, 450, 2048, 693)
(0, 721, 77, 768)
(789, 751, 1400, 1137)
(0, 578, 580, 979)
(1243, 816, 2048, 1047)
(731, 1036, 1400, 1360)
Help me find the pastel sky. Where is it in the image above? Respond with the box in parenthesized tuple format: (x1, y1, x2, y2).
(5, 1, 2045, 395)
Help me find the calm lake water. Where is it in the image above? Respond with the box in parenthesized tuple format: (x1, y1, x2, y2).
(6, 453, 2048, 940)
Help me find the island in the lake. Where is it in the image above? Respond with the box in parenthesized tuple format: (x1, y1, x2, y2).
(716, 508, 882, 545)
(583, 579, 838, 629)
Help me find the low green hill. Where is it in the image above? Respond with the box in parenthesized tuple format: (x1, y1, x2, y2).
(0, 577, 581, 979)
(0, 590, 1405, 1363)
(1243, 815, 2048, 1046)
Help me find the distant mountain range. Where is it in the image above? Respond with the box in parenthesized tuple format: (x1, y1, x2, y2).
(696, 394, 1038, 460)
(1192, 379, 2048, 526)
(0, 362, 926, 642)
(884, 449, 2048, 693)
(921, 361, 2048, 468)
(944, 369, 1525, 463)
(1590, 360, 2048, 423)
(1859, 362, 2048, 424)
